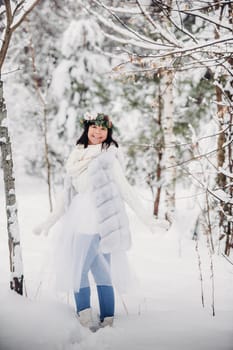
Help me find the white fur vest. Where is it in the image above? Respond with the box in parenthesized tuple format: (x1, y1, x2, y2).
(88, 150, 132, 254)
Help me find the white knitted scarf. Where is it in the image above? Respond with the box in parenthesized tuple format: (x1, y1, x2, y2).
(65, 144, 103, 178)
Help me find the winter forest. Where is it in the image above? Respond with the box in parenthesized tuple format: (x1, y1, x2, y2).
(0, 0, 233, 349)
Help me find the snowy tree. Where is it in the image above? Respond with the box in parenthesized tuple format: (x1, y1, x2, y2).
(3, 0, 68, 209)
(0, 0, 40, 295)
(79, 0, 233, 245)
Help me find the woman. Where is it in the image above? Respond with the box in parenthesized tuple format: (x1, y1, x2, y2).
(35, 112, 167, 331)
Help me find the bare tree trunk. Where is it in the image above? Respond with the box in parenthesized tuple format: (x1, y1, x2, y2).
(0, 81, 24, 294)
(215, 83, 227, 232)
(224, 84, 233, 256)
(153, 81, 163, 217)
(159, 0, 176, 223)
(215, 83, 233, 256)
(26, 19, 53, 211)
(162, 69, 176, 223)
(215, 84, 233, 256)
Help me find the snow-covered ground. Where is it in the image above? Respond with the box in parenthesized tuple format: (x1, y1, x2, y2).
(0, 175, 233, 350)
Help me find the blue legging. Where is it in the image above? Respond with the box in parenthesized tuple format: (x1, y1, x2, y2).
(74, 234, 115, 321)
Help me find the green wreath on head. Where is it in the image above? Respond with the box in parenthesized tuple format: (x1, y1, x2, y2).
(79, 112, 113, 129)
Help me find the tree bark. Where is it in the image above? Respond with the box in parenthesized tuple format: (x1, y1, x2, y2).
(0, 80, 24, 294)
(26, 19, 53, 211)
(162, 69, 176, 223)
(153, 81, 163, 217)
(0, 0, 40, 295)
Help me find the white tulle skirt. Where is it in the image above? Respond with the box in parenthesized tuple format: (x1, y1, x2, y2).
(45, 193, 135, 294)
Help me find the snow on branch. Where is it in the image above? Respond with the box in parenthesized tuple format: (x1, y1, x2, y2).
(218, 168, 233, 179)
(81, 0, 233, 75)
(11, 0, 41, 31)
(107, 6, 142, 15)
(178, 1, 233, 13)
(136, 35, 233, 60)
(135, 0, 181, 47)
(79, 0, 174, 49)
(103, 32, 171, 51)
(178, 9, 233, 32)
(208, 189, 233, 204)
(0, 0, 40, 71)
(158, 0, 233, 32)
(165, 139, 233, 170)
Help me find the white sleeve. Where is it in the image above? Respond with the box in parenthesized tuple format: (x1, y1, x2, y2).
(65, 148, 80, 177)
(38, 191, 65, 234)
(112, 158, 154, 229)
(115, 146, 126, 171)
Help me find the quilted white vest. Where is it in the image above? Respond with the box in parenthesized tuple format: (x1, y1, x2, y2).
(88, 150, 132, 253)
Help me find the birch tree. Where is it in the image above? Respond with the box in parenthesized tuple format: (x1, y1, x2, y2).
(0, 0, 40, 295)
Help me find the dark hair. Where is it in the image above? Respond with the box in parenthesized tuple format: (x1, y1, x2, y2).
(76, 121, 118, 149)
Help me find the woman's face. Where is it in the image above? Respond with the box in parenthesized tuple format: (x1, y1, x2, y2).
(88, 124, 108, 145)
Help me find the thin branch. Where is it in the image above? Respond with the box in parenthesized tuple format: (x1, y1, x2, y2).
(134, 35, 233, 60)
(195, 239, 205, 308)
(157, 0, 233, 32)
(1, 66, 22, 75)
(165, 139, 233, 170)
(103, 31, 171, 51)
(11, 0, 41, 32)
(84, 0, 172, 48)
(182, 10, 232, 32)
(178, 0, 233, 13)
(222, 253, 233, 266)
(4, 0, 12, 24)
(0, 0, 13, 71)
(120, 124, 233, 150)
(135, 0, 180, 46)
(12, 0, 25, 18)
(181, 165, 232, 208)
(0, 0, 41, 72)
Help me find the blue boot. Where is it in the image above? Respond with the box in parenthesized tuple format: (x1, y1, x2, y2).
(97, 285, 115, 325)
(74, 286, 91, 313)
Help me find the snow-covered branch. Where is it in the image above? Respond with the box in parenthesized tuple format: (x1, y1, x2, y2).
(78, 0, 233, 75)
(135, 0, 181, 47)
(0, 0, 41, 71)
(11, 0, 41, 31)
(79, 0, 174, 49)
(165, 139, 233, 170)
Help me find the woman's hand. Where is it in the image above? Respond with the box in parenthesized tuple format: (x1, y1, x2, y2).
(33, 222, 51, 236)
(149, 218, 170, 235)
